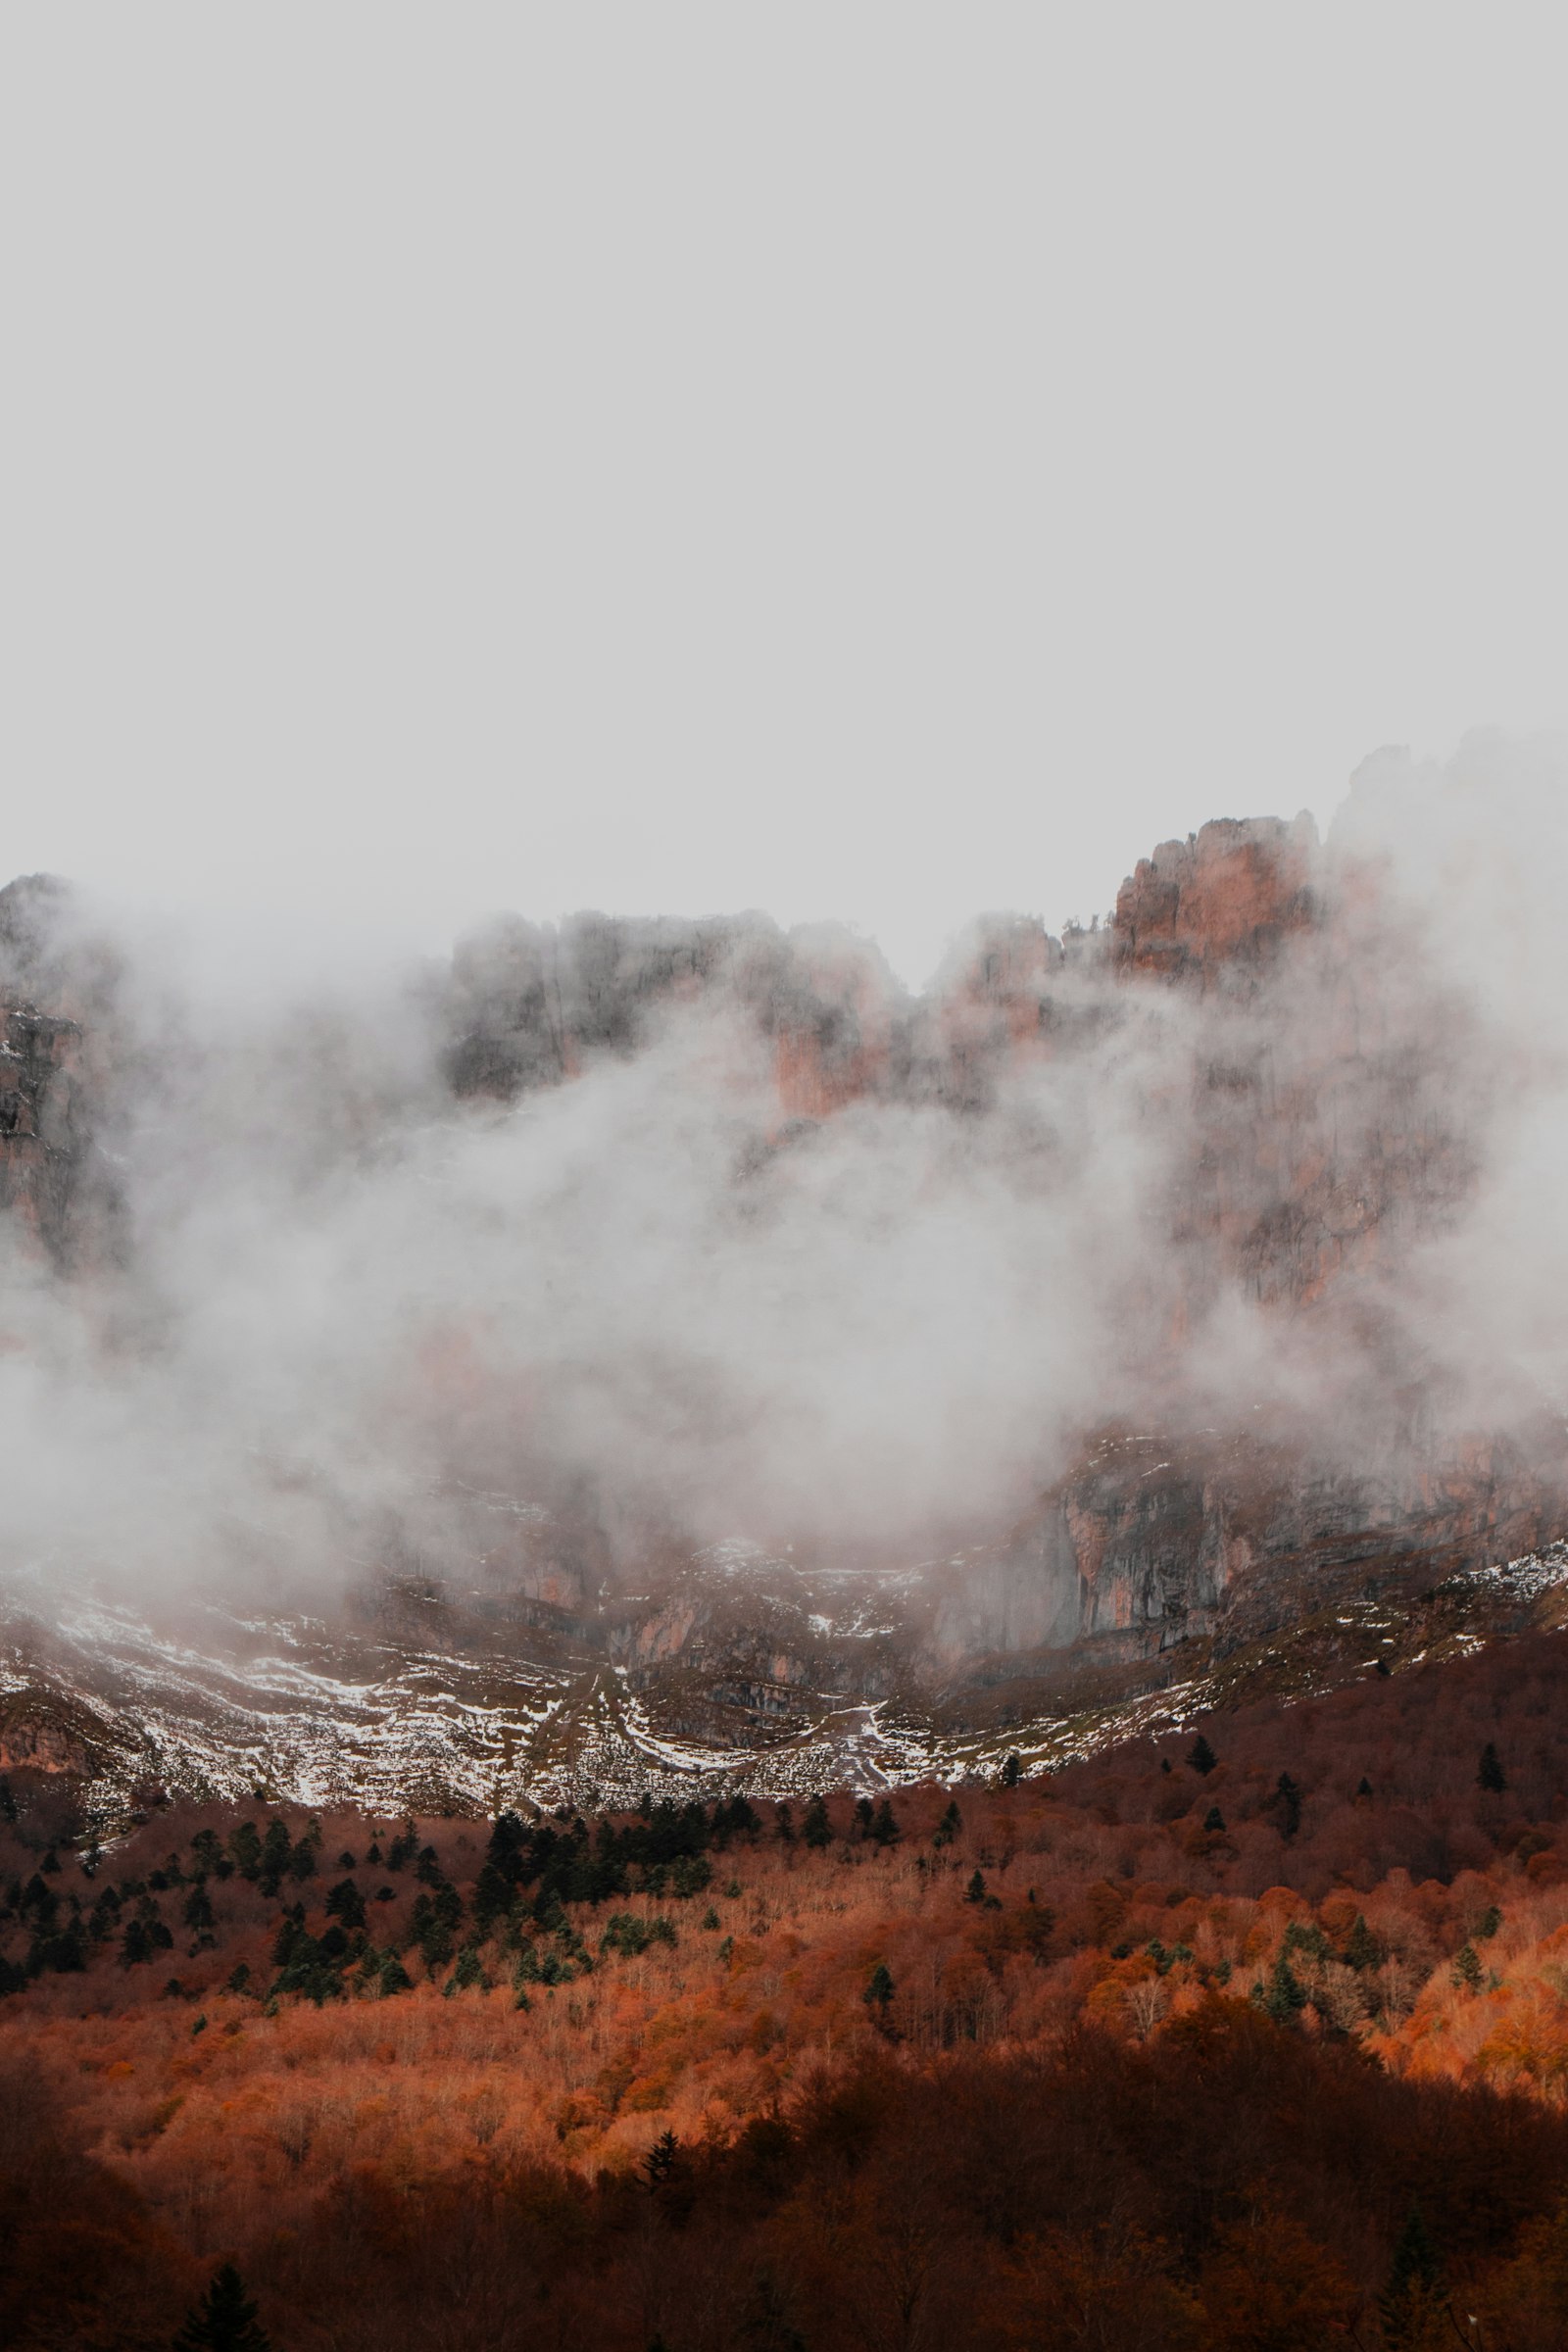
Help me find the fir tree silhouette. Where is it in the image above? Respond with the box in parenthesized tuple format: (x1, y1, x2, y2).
(173, 2263, 271, 2352)
(1379, 2205, 1444, 2346)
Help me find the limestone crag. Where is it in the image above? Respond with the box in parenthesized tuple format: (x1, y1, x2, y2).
(1, 800, 1564, 1806)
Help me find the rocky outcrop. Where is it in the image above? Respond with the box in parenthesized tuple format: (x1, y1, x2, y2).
(931, 1429, 1562, 1683)
(442, 908, 909, 1122)
(1112, 814, 1320, 988)
(0, 1702, 100, 1779)
(2, 782, 1563, 1798)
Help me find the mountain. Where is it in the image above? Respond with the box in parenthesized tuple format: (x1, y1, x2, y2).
(3, 755, 1566, 1824)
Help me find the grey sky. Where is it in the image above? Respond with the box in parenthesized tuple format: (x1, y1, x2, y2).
(4, 9, 1566, 986)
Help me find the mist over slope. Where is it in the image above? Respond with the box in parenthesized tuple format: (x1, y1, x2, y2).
(4, 733, 1568, 1809)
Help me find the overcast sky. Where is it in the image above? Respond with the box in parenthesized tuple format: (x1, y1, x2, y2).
(3, 10, 1565, 989)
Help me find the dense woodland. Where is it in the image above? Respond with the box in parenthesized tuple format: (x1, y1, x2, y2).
(9, 1635, 1568, 2347)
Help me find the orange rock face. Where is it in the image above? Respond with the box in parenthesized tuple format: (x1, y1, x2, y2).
(1112, 814, 1320, 986)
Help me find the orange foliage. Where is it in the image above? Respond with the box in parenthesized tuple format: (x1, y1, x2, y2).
(4, 1629, 1568, 2342)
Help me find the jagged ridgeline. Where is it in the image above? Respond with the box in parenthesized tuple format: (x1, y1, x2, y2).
(3, 745, 1568, 1817)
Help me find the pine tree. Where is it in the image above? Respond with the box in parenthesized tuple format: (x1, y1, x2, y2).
(1450, 1942, 1483, 1993)
(965, 1869, 988, 1904)
(1344, 1914, 1382, 1972)
(775, 1802, 795, 1844)
(869, 1799, 901, 1847)
(1479, 1741, 1507, 1792)
(933, 1800, 961, 1849)
(802, 1795, 831, 1849)
(853, 1796, 874, 1838)
(376, 1948, 413, 1997)
(172, 2261, 272, 2352)
(1000, 1752, 1021, 1788)
(1203, 1805, 1226, 1833)
(286, 1830, 319, 1883)
(1187, 1736, 1218, 1776)
(324, 1878, 368, 1933)
(1274, 1772, 1302, 1838)
(228, 1822, 262, 1880)
(1379, 2206, 1443, 2345)
(259, 1819, 291, 1886)
(641, 2128, 680, 2190)
(1262, 1953, 1307, 2024)
(863, 1962, 895, 2013)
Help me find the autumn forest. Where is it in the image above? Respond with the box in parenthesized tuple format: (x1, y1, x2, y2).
(10, 1634, 1568, 2349)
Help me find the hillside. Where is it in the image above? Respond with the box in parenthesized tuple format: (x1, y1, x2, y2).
(8, 1630, 1568, 2347)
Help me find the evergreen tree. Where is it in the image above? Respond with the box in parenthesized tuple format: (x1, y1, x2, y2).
(120, 1916, 153, 1968)
(1000, 1752, 1022, 1788)
(1262, 1953, 1307, 2024)
(965, 1869, 988, 1904)
(1450, 1942, 1483, 1993)
(323, 1879, 367, 1932)
(802, 1795, 831, 1849)
(258, 1819, 291, 1887)
(1356, 1776, 1374, 1797)
(853, 1796, 874, 1838)
(1202, 1805, 1226, 1833)
(470, 1860, 513, 1934)
(869, 1799, 901, 1847)
(863, 1961, 895, 2015)
(1273, 1772, 1302, 1838)
(376, 1948, 413, 1997)
(172, 2261, 271, 2352)
(1187, 1736, 1218, 1776)
(228, 1822, 262, 1880)
(1344, 1914, 1382, 1972)
(1478, 1740, 1507, 1792)
(775, 1802, 795, 1844)
(286, 1830, 319, 1883)
(933, 1799, 962, 1849)
(640, 2128, 680, 2190)
(1379, 2206, 1444, 2345)
(444, 1944, 487, 1994)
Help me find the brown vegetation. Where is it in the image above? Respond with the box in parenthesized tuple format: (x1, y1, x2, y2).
(8, 1633, 1568, 2346)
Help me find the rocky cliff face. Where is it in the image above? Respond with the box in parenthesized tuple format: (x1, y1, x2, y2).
(1112, 814, 1320, 987)
(1, 803, 1562, 1813)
